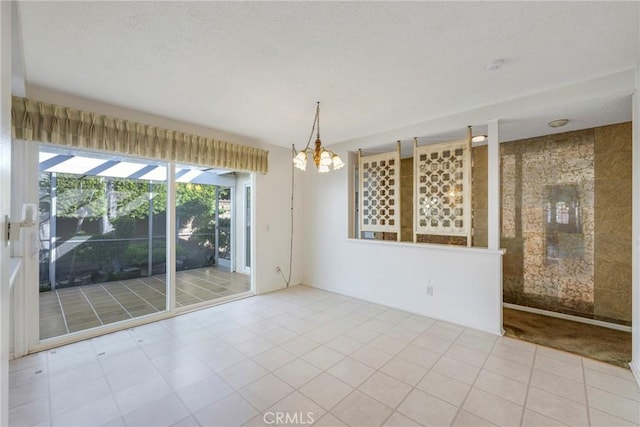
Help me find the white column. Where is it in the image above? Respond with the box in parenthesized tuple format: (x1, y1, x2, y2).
(487, 119, 500, 250)
(631, 63, 640, 385)
(0, 0, 12, 424)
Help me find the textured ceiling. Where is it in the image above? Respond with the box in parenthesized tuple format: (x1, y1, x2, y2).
(16, 1, 639, 149)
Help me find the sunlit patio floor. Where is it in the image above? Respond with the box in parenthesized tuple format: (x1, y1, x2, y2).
(39, 267, 250, 340)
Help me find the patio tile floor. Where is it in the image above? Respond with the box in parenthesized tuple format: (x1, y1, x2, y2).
(39, 267, 250, 340)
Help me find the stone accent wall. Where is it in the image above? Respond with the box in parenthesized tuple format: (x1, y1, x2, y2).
(495, 123, 630, 325)
(472, 145, 488, 247)
(593, 122, 632, 323)
(500, 128, 596, 317)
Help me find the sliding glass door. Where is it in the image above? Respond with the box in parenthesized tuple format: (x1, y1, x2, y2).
(35, 147, 252, 343)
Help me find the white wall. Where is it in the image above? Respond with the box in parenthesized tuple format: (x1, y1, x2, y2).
(303, 158, 503, 335)
(0, 1, 12, 424)
(254, 145, 306, 294)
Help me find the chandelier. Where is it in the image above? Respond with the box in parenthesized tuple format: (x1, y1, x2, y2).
(293, 102, 345, 173)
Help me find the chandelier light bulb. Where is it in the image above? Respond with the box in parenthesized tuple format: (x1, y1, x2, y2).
(293, 151, 307, 171)
(332, 154, 345, 170)
(318, 164, 330, 173)
(320, 150, 332, 166)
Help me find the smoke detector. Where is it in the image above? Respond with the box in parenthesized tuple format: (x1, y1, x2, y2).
(486, 58, 504, 71)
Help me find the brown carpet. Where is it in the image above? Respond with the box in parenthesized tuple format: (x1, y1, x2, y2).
(503, 308, 632, 368)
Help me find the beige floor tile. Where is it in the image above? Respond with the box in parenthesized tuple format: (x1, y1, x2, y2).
(587, 385, 640, 424)
(380, 356, 429, 386)
(251, 346, 297, 371)
(193, 392, 257, 427)
(455, 333, 496, 353)
(332, 390, 393, 427)
(452, 410, 497, 426)
(417, 370, 470, 407)
(9, 397, 49, 427)
(490, 342, 535, 366)
(483, 355, 532, 383)
(432, 356, 480, 385)
(358, 372, 412, 409)
(396, 344, 441, 368)
(123, 393, 189, 427)
(584, 368, 640, 400)
(534, 354, 583, 383)
(51, 395, 120, 427)
(175, 374, 233, 413)
(589, 407, 638, 427)
(536, 346, 582, 366)
(280, 335, 321, 357)
(496, 336, 536, 352)
(314, 413, 348, 427)
(325, 335, 366, 355)
(445, 343, 489, 367)
(327, 357, 376, 388)
(266, 391, 326, 422)
(301, 345, 345, 370)
(526, 387, 588, 426)
(383, 412, 422, 427)
(239, 374, 293, 411)
(582, 358, 637, 381)
(463, 388, 523, 427)
(299, 373, 354, 410)
(474, 370, 528, 405)
(530, 368, 587, 404)
(397, 389, 458, 426)
(368, 334, 409, 355)
(304, 326, 340, 344)
(350, 344, 394, 369)
(274, 359, 322, 389)
(217, 358, 268, 389)
(521, 409, 567, 426)
(412, 333, 453, 354)
(343, 325, 380, 343)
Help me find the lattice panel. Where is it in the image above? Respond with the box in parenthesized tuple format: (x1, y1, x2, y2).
(359, 151, 400, 233)
(415, 140, 471, 236)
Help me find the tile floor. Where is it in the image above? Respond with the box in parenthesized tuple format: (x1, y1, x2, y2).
(39, 267, 251, 339)
(11, 285, 640, 427)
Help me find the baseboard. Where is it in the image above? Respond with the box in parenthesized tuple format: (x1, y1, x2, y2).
(309, 283, 504, 337)
(503, 303, 632, 333)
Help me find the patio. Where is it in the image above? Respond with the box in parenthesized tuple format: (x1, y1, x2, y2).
(39, 267, 250, 340)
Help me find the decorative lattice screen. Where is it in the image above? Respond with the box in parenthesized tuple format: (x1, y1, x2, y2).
(414, 139, 471, 238)
(359, 150, 400, 234)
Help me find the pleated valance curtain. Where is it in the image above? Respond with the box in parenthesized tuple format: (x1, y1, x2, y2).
(11, 96, 269, 173)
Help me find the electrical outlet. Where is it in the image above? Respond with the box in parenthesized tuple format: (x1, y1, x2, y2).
(426, 285, 434, 296)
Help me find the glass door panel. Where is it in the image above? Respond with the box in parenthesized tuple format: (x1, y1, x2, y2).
(174, 166, 249, 308)
(38, 147, 168, 340)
